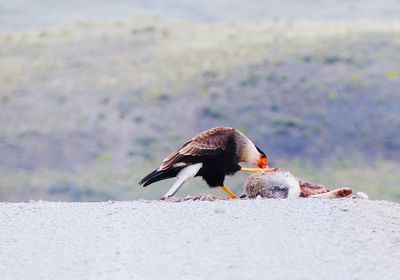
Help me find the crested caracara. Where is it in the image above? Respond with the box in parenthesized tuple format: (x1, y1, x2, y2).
(139, 126, 275, 199)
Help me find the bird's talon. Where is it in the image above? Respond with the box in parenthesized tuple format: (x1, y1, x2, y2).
(220, 185, 239, 199)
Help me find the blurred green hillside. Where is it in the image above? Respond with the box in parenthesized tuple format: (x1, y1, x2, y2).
(0, 19, 399, 201)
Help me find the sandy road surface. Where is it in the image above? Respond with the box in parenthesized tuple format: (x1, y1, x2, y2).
(1, 199, 399, 279)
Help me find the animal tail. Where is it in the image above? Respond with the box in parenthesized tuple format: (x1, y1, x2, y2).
(139, 168, 179, 187)
(161, 163, 203, 199)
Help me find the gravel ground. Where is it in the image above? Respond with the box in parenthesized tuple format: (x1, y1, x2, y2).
(1, 199, 399, 280)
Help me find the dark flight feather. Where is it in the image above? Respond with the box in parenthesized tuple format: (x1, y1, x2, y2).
(159, 127, 234, 170)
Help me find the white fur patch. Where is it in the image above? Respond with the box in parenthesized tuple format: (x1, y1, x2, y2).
(262, 171, 301, 198)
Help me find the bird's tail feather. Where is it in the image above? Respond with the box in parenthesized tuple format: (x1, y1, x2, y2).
(162, 163, 203, 199)
(139, 169, 180, 187)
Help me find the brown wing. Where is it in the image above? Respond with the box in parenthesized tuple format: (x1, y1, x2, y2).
(159, 127, 235, 170)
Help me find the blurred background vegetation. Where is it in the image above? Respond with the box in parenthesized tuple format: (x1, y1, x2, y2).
(0, 1, 399, 202)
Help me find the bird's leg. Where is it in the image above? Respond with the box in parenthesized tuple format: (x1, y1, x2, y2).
(220, 185, 238, 199)
(240, 167, 277, 173)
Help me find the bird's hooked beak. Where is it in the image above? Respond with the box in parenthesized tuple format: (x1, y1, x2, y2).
(257, 155, 268, 168)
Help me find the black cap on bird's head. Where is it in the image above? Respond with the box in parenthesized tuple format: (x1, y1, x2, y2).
(255, 145, 268, 168)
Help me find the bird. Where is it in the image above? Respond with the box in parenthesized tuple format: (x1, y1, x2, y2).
(139, 126, 275, 199)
